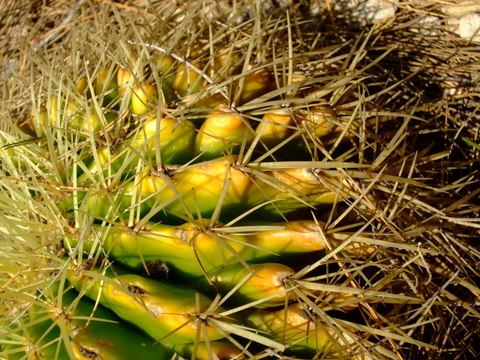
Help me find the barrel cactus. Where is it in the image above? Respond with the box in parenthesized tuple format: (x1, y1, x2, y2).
(1, 1, 478, 360)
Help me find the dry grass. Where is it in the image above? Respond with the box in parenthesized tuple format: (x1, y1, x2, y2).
(1, 1, 479, 359)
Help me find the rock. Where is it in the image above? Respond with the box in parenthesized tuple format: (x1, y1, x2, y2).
(334, 0, 399, 24)
(440, 0, 480, 17)
(457, 13, 480, 43)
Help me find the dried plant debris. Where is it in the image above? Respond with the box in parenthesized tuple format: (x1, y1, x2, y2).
(1, 1, 479, 360)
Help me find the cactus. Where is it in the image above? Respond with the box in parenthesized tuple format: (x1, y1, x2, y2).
(3, 2, 476, 360)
